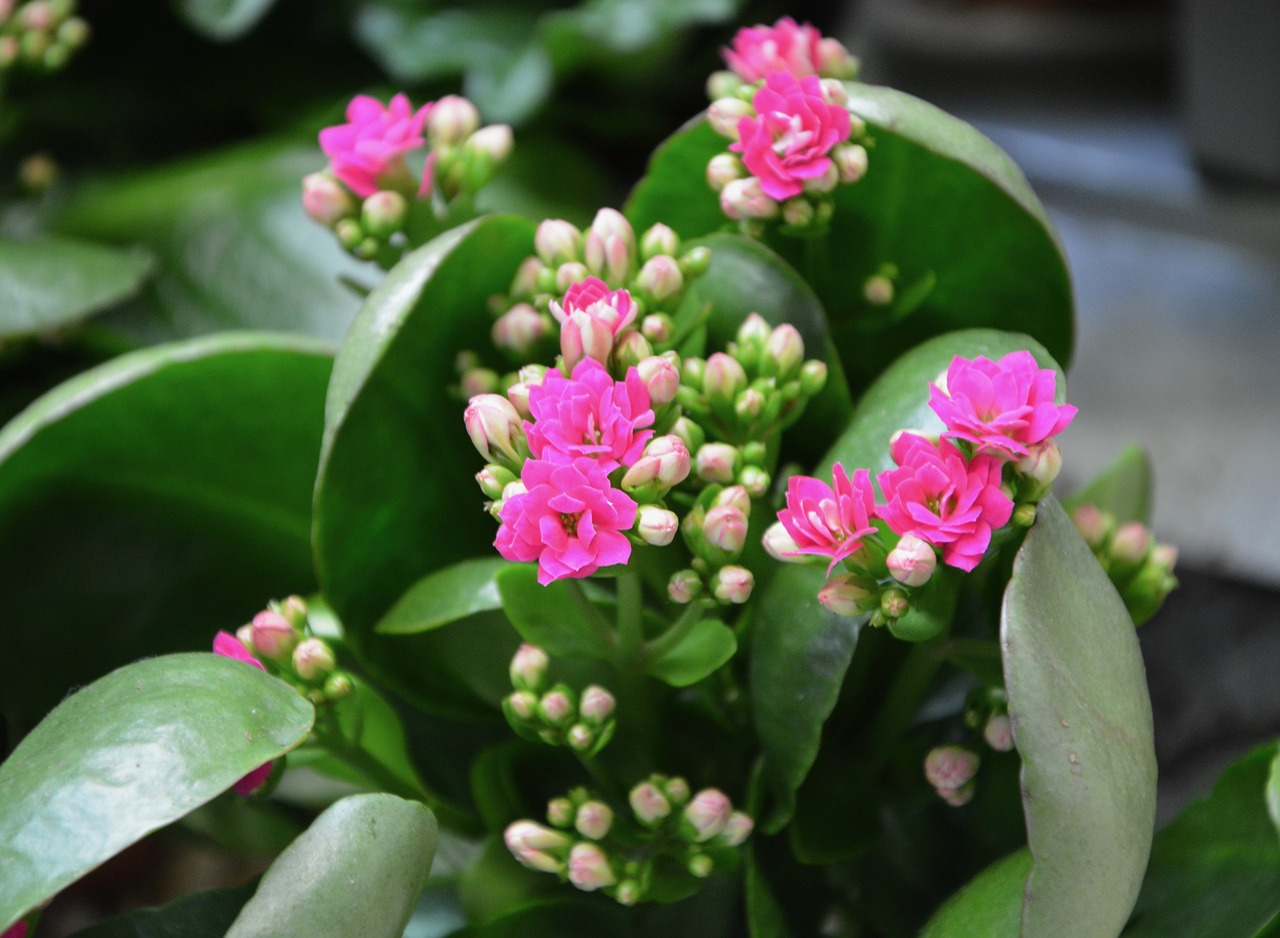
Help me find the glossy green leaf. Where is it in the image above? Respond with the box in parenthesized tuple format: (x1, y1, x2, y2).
(1002, 496, 1157, 936)
(377, 557, 507, 635)
(50, 140, 366, 343)
(0, 654, 315, 928)
(646, 618, 736, 687)
(1122, 741, 1280, 938)
(919, 848, 1030, 938)
(1064, 443, 1153, 526)
(171, 0, 278, 40)
(314, 216, 535, 668)
(750, 563, 862, 832)
(70, 883, 255, 938)
(0, 332, 332, 726)
(227, 793, 437, 938)
(626, 85, 1074, 390)
(0, 236, 153, 340)
(495, 563, 614, 661)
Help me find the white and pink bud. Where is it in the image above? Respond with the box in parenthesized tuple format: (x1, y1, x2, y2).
(612, 330, 653, 371)
(589, 207, 636, 254)
(819, 78, 849, 107)
(762, 520, 804, 562)
(924, 746, 981, 807)
(505, 690, 538, 721)
(817, 37, 859, 79)
(616, 879, 642, 906)
(1071, 504, 1113, 550)
(740, 466, 771, 498)
(715, 484, 751, 515)
(538, 688, 575, 726)
(833, 143, 869, 184)
(668, 569, 703, 604)
(887, 534, 937, 587)
(567, 842, 616, 891)
(629, 780, 672, 826)
(984, 713, 1014, 752)
(280, 595, 308, 628)
(464, 393, 525, 466)
(708, 97, 753, 140)
(704, 504, 749, 555)
(427, 95, 480, 147)
(781, 198, 816, 227)
(718, 810, 754, 847)
(235, 623, 256, 654)
(625, 435, 691, 491)
(803, 164, 840, 195)
(818, 574, 876, 617)
(635, 254, 684, 304)
(640, 223, 680, 260)
(762, 324, 805, 380)
(641, 314, 674, 345)
(704, 352, 747, 405)
(636, 506, 679, 547)
(251, 609, 298, 661)
(863, 273, 894, 306)
(301, 172, 356, 226)
(574, 800, 614, 840)
(584, 230, 632, 285)
(292, 637, 336, 681)
(491, 303, 547, 356)
(681, 788, 732, 842)
(1016, 439, 1063, 492)
(459, 367, 500, 398)
(509, 256, 543, 299)
(547, 797, 574, 827)
(555, 262, 590, 293)
(706, 153, 745, 191)
(579, 684, 616, 723)
(1111, 522, 1152, 567)
(466, 123, 513, 164)
(505, 820, 571, 873)
(566, 723, 595, 751)
(509, 643, 549, 691)
(799, 360, 828, 397)
(696, 442, 740, 484)
(664, 776, 690, 804)
(636, 355, 681, 406)
(720, 177, 779, 220)
(361, 190, 407, 238)
(713, 565, 754, 604)
(535, 219, 582, 266)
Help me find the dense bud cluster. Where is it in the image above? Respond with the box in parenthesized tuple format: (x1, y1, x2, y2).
(1070, 505, 1177, 625)
(0, 0, 88, 74)
(501, 643, 617, 756)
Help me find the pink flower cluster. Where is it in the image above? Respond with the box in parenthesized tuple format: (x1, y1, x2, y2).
(319, 93, 433, 198)
(723, 17, 855, 83)
(495, 356, 654, 585)
(212, 631, 274, 796)
(548, 276, 638, 370)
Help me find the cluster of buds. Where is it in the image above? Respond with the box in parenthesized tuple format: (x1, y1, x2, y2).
(0, 0, 89, 73)
(964, 686, 1014, 753)
(702, 17, 865, 236)
(1071, 505, 1177, 626)
(226, 596, 352, 705)
(502, 644, 617, 755)
(304, 93, 512, 267)
(923, 745, 981, 807)
(504, 775, 753, 905)
(670, 483, 755, 606)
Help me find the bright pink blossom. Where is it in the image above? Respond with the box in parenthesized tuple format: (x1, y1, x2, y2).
(776, 463, 878, 574)
(318, 93, 433, 198)
(731, 72, 852, 201)
(875, 434, 1013, 572)
(212, 631, 274, 796)
(496, 457, 638, 585)
(928, 351, 1077, 459)
(525, 359, 654, 473)
(548, 277, 638, 369)
(724, 17, 824, 82)
(2, 923, 28, 938)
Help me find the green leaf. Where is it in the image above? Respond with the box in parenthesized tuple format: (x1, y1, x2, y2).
(646, 619, 737, 687)
(70, 883, 255, 938)
(1064, 443, 1153, 526)
(1002, 496, 1157, 936)
(0, 332, 332, 727)
(0, 236, 153, 340)
(919, 848, 1030, 937)
(313, 215, 535, 672)
(626, 85, 1075, 391)
(750, 563, 862, 832)
(171, 0, 279, 40)
(50, 140, 366, 343)
(227, 793, 437, 938)
(377, 557, 508, 635)
(1122, 741, 1280, 938)
(494, 563, 614, 661)
(0, 654, 315, 928)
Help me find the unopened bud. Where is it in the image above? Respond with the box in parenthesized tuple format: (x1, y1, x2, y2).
(819, 78, 848, 107)
(251, 610, 297, 660)
(539, 688, 575, 726)
(704, 352, 747, 406)
(706, 69, 740, 99)
(715, 484, 751, 514)
(505, 819, 571, 870)
(762, 520, 803, 561)
(739, 465, 771, 497)
(589, 207, 635, 255)
(635, 254, 684, 303)
(984, 713, 1014, 752)
(679, 245, 712, 277)
(535, 219, 582, 266)
(718, 810, 754, 846)
(924, 746, 980, 807)
(696, 442, 740, 484)
(302, 173, 357, 226)
(799, 359, 828, 397)
(663, 776, 691, 804)
(1013, 503, 1038, 527)
(323, 671, 354, 700)
(833, 143, 869, 184)
(818, 574, 876, 617)
(427, 95, 480, 147)
(1111, 522, 1151, 567)
(555, 261, 590, 293)
(635, 355, 680, 406)
(509, 643, 549, 691)
(464, 393, 524, 466)
(629, 781, 671, 825)
(640, 223, 680, 260)
(616, 880, 642, 906)
(880, 587, 910, 619)
(637, 505, 679, 546)
(704, 504, 748, 555)
(292, 637, 336, 681)
(886, 534, 937, 587)
(505, 689, 538, 721)
(568, 842, 616, 891)
(640, 314, 674, 345)
(459, 367, 500, 398)
(708, 97, 752, 139)
(713, 565, 754, 604)
(681, 788, 732, 842)
(361, 190, 407, 238)
(1071, 504, 1113, 550)
(235, 624, 256, 653)
(566, 723, 595, 751)
(863, 273, 894, 306)
(280, 595, 308, 628)
(668, 569, 703, 604)
(575, 800, 614, 840)
(689, 854, 715, 878)
(762, 324, 805, 380)
(467, 123, 513, 164)
(706, 153, 744, 191)
(579, 684, 616, 723)
(670, 416, 705, 454)
(817, 37, 859, 79)
(720, 177, 779, 220)
(491, 303, 547, 356)
(510, 256, 543, 299)
(1016, 439, 1063, 493)
(547, 797, 575, 828)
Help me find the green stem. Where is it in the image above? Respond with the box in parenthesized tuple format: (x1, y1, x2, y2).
(615, 570, 644, 672)
(641, 601, 704, 664)
(564, 579, 617, 656)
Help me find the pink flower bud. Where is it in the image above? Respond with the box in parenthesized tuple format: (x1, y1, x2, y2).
(590, 207, 636, 252)
(292, 637, 336, 681)
(464, 393, 524, 465)
(575, 800, 614, 840)
(1150, 542, 1178, 573)
(467, 123, 513, 163)
(251, 609, 298, 660)
(984, 713, 1014, 752)
(535, 219, 582, 266)
(636, 356, 680, 406)
(833, 143, 868, 183)
(361, 190, 407, 238)
(566, 723, 595, 751)
(1111, 522, 1152, 566)
(735, 386, 766, 421)
(819, 78, 849, 107)
(637, 506, 679, 546)
(640, 223, 680, 260)
(568, 842, 616, 891)
(629, 781, 672, 825)
(510, 256, 543, 299)
(704, 352, 747, 405)
(720, 176, 779, 220)
(704, 505, 749, 554)
(708, 97, 753, 139)
(716, 484, 751, 514)
(664, 776, 691, 804)
(718, 810, 754, 846)
(761, 324, 804, 380)
(579, 684, 616, 723)
(459, 367, 500, 398)
(625, 435, 691, 490)
(547, 796, 574, 827)
(762, 520, 804, 561)
(505, 820, 571, 872)
(555, 262, 591, 293)
(301, 172, 357, 226)
(817, 37, 858, 79)
(818, 574, 875, 617)
(887, 534, 937, 587)
(427, 95, 480, 147)
(509, 643, 549, 691)
(641, 314, 674, 345)
(799, 359, 828, 397)
(781, 198, 816, 227)
(863, 273, 894, 305)
(924, 746, 980, 806)
(1071, 504, 1113, 550)
(668, 569, 703, 604)
(491, 303, 547, 356)
(636, 254, 684, 303)
(612, 329, 652, 370)
(706, 153, 745, 191)
(539, 689, 575, 726)
(682, 788, 732, 842)
(805, 163, 841, 195)
(696, 443, 740, 484)
(505, 690, 538, 721)
(234, 624, 256, 653)
(713, 565, 754, 603)
(279, 595, 308, 628)
(1016, 439, 1063, 491)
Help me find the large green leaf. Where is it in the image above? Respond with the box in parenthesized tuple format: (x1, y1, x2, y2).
(919, 848, 1030, 937)
(646, 618, 737, 687)
(0, 236, 153, 340)
(377, 557, 507, 635)
(0, 332, 332, 726)
(227, 793, 437, 938)
(71, 883, 255, 938)
(1122, 741, 1280, 938)
(0, 654, 315, 928)
(494, 563, 615, 661)
(313, 215, 535, 660)
(1064, 443, 1153, 526)
(1002, 496, 1157, 936)
(171, 0, 279, 40)
(626, 85, 1074, 391)
(49, 140, 367, 344)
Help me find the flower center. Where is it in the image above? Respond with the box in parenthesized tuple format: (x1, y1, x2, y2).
(561, 512, 580, 537)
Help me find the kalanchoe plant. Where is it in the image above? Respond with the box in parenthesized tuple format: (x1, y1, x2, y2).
(15, 9, 1280, 938)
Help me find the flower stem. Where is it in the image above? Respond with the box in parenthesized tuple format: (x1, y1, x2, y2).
(616, 570, 644, 672)
(641, 602, 704, 664)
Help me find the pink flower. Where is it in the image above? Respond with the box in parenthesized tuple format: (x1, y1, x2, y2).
(731, 72, 852, 201)
(548, 276, 638, 369)
(724, 17, 824, 82)
(928, 351, 1077, 459)
(875, 434, 1013, 572)
(318, 93, 433, 198)
(212, 631, 274, 796)
(525, 359, 653, 473)
(776, 463, 878, 575)
(3, 923, 28, 938)
(495, 457, 638, 585)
